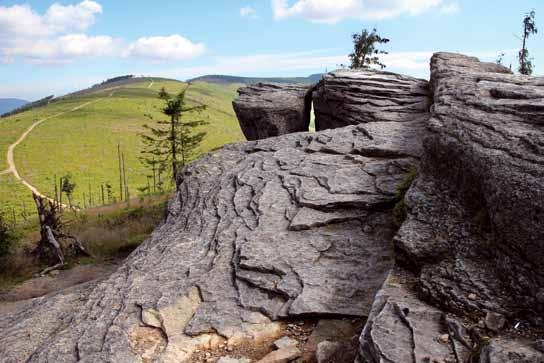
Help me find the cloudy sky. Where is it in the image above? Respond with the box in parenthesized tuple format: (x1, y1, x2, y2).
(1, 0, 542, 99)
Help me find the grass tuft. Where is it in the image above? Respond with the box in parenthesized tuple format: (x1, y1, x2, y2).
(392, 167, 418, 227)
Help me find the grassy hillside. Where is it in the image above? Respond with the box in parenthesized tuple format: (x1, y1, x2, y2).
(0, 79, 244, 217)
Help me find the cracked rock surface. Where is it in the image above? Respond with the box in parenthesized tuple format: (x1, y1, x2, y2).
(0, 106, 427, 361)
(359, 53, 544, 363)
(313, 69, 430, 131)
(233, 83, 313, 140)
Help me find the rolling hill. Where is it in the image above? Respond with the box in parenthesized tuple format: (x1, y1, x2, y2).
(0, 99, 28, 115)
(0, 78, 245, 217)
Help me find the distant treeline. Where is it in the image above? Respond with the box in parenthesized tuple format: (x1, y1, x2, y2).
(97, 75, 134, 87)
(187, 74, 324, 85)
(1, 95, 54, 118)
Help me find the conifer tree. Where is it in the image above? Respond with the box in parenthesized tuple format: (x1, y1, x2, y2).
(519, 10, 538, 75)
(140, 85, 208, 189)
(348, 28, 390, 70)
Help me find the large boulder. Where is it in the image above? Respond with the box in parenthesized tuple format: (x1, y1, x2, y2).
(313, 69, 430, 131)
(0, 115, 427, 361)
(359, 53, 544, 363)
(232, 83, 313, 140)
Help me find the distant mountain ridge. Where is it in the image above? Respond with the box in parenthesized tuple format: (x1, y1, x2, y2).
(0, 98, 28, 115)
(188, 74, 323, 85)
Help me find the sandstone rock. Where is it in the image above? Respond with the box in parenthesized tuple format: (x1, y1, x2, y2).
(273, 336, 298, 350)
(359, 268, 473, 363)
(316, 341, 343, 363)
(485, 312, 506, 333)
(256, 345, 301, 363)
(0, 112, 426, 362)
(313, 69, 430, 131)
(359, 52, 544, 362)
(217, 357, 251, 363)
(233, 83, 313, 140)
(535, 340, 544, 353)
(316, 340, 359, 363)
(479, 338, 544, 363)
(397, 52, 544, 320)
(306, 319, 363, 352)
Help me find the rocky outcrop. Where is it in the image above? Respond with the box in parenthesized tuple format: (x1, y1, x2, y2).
(359, 53, 544, 363)
(0, 110, 427, 361)
(313, 69, 430, 131)
(3, 53, 541, 363)
(232, 83, 313, 140)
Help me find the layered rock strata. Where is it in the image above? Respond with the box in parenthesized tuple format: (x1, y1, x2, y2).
(232, 83, 313, 140)
(313, 69, 430, 131)
(359, 53, 544, 363)
(0, 101, 428, 361)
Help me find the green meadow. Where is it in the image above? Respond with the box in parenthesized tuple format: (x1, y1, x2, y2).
(0, 79, 245, 216)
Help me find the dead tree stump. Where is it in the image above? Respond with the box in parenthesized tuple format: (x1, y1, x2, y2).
(32, 193, 90, 275)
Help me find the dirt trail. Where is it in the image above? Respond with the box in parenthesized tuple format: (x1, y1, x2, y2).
(5, 98, 104, 208)
(147, 80, 154, 89)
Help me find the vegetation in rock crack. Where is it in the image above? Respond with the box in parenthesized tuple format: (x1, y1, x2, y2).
(140, 85, 209, 188)
(392, 167, 418, 227)
(348, 28, 390, 70)
(519, 10, 538, 75)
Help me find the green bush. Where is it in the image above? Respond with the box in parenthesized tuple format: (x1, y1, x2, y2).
(392, 167, 418, 227)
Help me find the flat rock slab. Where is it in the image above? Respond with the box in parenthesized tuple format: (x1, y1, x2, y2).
(0, 117, 426, 362)
(313, 69, 430, 131)
(359, 268, 473, 363)
(233, 83, 313, 140)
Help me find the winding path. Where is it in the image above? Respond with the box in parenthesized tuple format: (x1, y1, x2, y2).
(5, 99, 102, 208)
(147, 80, 154, 89)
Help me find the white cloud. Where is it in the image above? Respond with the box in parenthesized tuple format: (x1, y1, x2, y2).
(5, 34, 120, 63)
(0, 1, 101, 37)
(440, 2, 460, 15)
(125, 35, 205, 61)
(240, 6, 257, 18)
(272, 0, 443, 23)
(44, 0, 103, 33)
(0, 2, 204, 64)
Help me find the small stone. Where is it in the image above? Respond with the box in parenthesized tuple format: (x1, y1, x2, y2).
(256, 346, 301, 363)
(363, 225, 373, 233)
(535, 339, 544, 353)
(484, 312, 506, 333)
(205, 352, 211, 358)
(227, 346, 234, 352)
(438, 334, 450, 344)
(316, 341, 342, 363)
(273, 336, 298, 350)
(536, 289, 544, 304)
(467, 293, 478, 301)
(49, 270, 60, 277)
(217, 358, 251, 363)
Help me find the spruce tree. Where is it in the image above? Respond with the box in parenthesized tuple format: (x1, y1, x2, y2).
(519, 10, 538, 75)
(348, 28, 390, 70)
(140, 85, 208, 189)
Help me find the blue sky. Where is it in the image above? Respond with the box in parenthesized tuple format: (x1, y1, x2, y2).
(0, 0, 542, 100)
